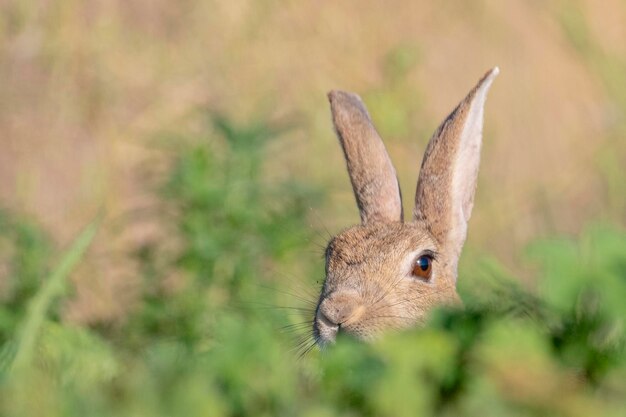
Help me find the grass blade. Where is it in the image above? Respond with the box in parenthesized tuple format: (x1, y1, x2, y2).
(10, 217, 101, 372)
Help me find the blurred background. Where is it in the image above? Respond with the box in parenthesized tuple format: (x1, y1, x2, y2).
(2, 0, 625, 320)
(0, 1, 625, 416)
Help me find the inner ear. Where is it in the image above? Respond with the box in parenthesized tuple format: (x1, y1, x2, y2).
(413, 68, 499, 273)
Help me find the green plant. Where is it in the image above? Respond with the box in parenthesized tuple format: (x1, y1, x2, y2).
(0, 114, 624, 417)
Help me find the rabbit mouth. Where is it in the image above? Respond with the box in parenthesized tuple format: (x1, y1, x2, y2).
(313, 309, 340, 347)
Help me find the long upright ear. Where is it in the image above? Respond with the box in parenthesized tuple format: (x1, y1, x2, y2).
(413, 67, 499, 272)
(328, 90, 403, 224)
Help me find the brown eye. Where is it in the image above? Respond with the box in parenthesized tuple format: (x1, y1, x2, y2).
(412, 255, 433, 280)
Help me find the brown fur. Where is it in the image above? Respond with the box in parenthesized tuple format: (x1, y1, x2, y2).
(313, 68, 499, 346)
(414, 69, 497, 271)
(329, 90, 403, 224)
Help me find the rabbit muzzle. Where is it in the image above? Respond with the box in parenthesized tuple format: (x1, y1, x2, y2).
(314, 292, 365, 346)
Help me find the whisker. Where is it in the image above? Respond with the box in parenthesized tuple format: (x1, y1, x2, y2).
(279, 321, 314, 331)
(252, 283, 318, 307)
(282, 278, 321, 303)
(308, 207, 333, 241)
(281, 327, 313, 336)
(235, 300, 313, 310)
(367, 273, 409, 312)
(282, 327, 313, 336)
(291, 334, 314, 357)
(368, 287, 449, 316)
(297, 338, 318, 360)
(367, 314, 414, 322)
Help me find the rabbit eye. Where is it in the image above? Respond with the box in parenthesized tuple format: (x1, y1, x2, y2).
(412, 255, 433, 280)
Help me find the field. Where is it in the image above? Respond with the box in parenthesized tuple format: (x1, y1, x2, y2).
(0, 1, 625, 415)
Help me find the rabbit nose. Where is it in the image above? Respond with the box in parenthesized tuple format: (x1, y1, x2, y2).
(314, 292, 364, 346)
(318, 292, 364, 324)
(319, 297, 359, 326)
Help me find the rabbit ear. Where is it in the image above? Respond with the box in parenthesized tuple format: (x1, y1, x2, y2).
(329, 90, 403, 224)
(413, 67, 499, 273)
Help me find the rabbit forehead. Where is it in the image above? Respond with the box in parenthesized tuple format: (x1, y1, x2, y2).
(326, 222, 436, 270)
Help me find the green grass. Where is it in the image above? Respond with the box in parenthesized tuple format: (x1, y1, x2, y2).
(10, 217, 100, 372)
(0, 111, 625, 416)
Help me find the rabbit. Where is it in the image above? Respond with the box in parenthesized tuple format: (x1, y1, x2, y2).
(313, 67, 499, 346)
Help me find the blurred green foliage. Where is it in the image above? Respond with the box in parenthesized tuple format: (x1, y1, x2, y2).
(0, 210, 52, 343)
(0, 113, 625, 417)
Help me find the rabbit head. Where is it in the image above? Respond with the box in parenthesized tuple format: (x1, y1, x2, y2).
(313, 67, 499, 346)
